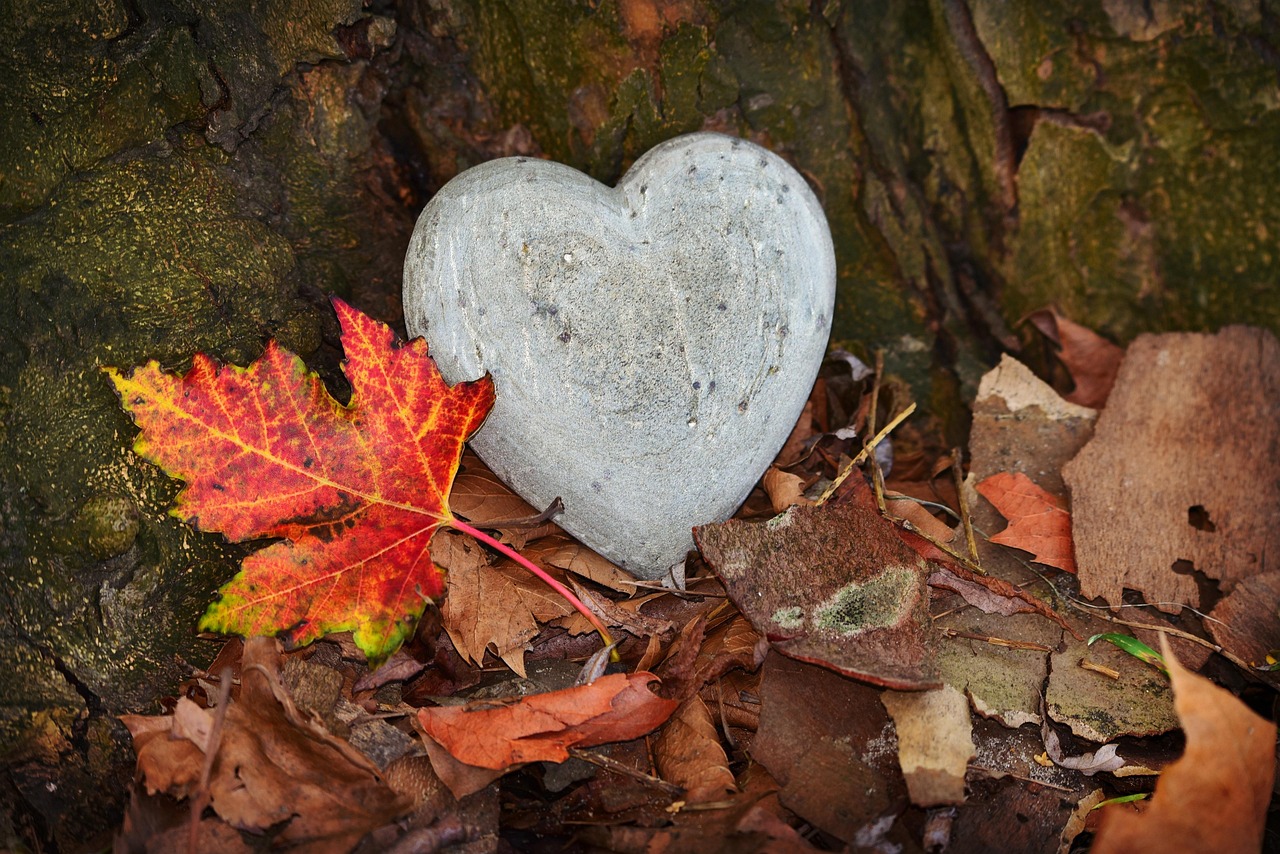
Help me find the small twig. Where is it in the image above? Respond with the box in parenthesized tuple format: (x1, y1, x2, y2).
(941, 628, 1051, 653)
(567, 747, 685, 798)
(968, 765, 1075, 793)
(898, 517, 987, 576)
(867, 351, 887, 513)
(951, 447, 980, 563)
(1080, 659, 1120, 680)
(460, 497, 563, 530)
(817, 403, 917, 504)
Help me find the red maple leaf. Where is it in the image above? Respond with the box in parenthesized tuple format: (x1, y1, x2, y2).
(106, 299, 495, 663)
(975, 471, 1077, 574)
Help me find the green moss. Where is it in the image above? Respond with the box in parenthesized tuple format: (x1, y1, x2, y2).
(815, 567, 917, 634)
(0, 1, 206, 219)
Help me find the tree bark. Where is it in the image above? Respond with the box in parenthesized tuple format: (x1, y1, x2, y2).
(3, 0, 1278, 847)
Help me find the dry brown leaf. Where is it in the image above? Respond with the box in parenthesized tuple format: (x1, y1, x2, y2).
(449, 450, 540, 525)
(976, 471, 1076, 573)
(121, 638, 410, 852)
(653, 694, 736, 804)
(773, 399, 817, 467)
(1026, 307, 1124, 409)
(1091, 638, 1277, 854)
(761, 467, 812, 513)
(1064, 327, 1280, 610)
(881, 685, 975, 806)
(1208, 571, 1280, 668)
(435, 530, 574, 676)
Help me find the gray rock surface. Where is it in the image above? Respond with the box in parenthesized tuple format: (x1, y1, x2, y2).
(404, 133, 835, 578)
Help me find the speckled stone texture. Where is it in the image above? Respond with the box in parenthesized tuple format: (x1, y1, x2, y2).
(404, 133, 835, 578)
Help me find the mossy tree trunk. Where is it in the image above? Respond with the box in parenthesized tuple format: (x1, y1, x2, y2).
(3, 0, 1278, 847)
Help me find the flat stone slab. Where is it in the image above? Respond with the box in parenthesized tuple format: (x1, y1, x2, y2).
(404, 133, 835, 578)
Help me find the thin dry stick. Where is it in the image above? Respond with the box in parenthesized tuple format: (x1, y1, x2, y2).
(568, 747, 684, 798)
(940, 628, 1051, 653)
(867, 351, 887, 513)
(897, 517, 987, 576)
(817, 403, 917, 504)
(951, 447, 980, 563)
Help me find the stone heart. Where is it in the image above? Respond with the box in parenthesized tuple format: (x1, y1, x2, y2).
(403, 132, 835, 579)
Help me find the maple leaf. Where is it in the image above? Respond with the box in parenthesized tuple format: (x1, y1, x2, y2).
(975, 471, 1076, 573)
(106, 299, 495, 663)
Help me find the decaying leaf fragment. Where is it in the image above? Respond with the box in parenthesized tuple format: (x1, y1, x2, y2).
(881, 685, 975, 806)
(1064, 326, 1280, 611)
(1025, 307, 1124, 409)
(694, 498, 939, 690)
(121, 637, 410, 850)
(1091, 638, 1277, 853)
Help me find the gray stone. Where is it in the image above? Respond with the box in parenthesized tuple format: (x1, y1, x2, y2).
(403, 133, 835, 578)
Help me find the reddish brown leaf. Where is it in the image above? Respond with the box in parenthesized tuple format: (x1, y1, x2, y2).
(1092, 639, 1276, 854)
(107, 299, 494, 663)
(694, 498, 939, 690)
(653, 695, 736, 804)
(121, 637, 410, 850)
(1026, 307, 1124, 408)
(976, 471, 1076, 573)
(761, 466, 813, 513)
(416, 672, 677, 771)
(928, 566, 1077, 637)
(434, 530, 574, 676)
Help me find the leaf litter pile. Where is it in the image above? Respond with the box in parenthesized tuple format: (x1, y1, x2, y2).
(109, 303, 1280, 853)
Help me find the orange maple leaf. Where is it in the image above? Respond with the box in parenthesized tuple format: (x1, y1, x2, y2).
(975, 471, 1076, 573)
(106, 299, 495, 663)
(417, 672, 678, 770)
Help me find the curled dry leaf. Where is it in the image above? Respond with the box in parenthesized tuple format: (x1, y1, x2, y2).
(417, 672, 678, 774)
(1091, 637, 1277, 853)
(653, 694, 736, 804)
(976, 471, 1076, 573)
(1025, 307, 1124, 409)
(762, 466, 813, 513)
(121, 637, 410, 850)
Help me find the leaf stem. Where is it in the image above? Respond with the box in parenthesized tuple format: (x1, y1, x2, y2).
(446, 517, 619, 660)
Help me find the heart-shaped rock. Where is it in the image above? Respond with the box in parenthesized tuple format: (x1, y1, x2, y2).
(403, 132, 835, 579)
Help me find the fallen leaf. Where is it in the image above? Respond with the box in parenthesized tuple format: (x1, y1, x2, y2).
(121, 637, 410, 850)
(1063, 326, 1280, 611)
(1208, 572, 1280, 668)
(1091, 638, 1277, 853)
(106, 299, 494, 663)
(416, 672, 677, 772)
(751, 653, 907, 842)
(653, 694, 736, 804)
(1040, 701, 1126, 776)
(928, 566, 1075, 634)
(976, 471, 1076, 573)
(694, 499, 939, 690)
(881, 684, 975, 806)
(761, 467, 812, 513)
(1026, 307, 1124, 408)
(434, 530, 574, 677)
